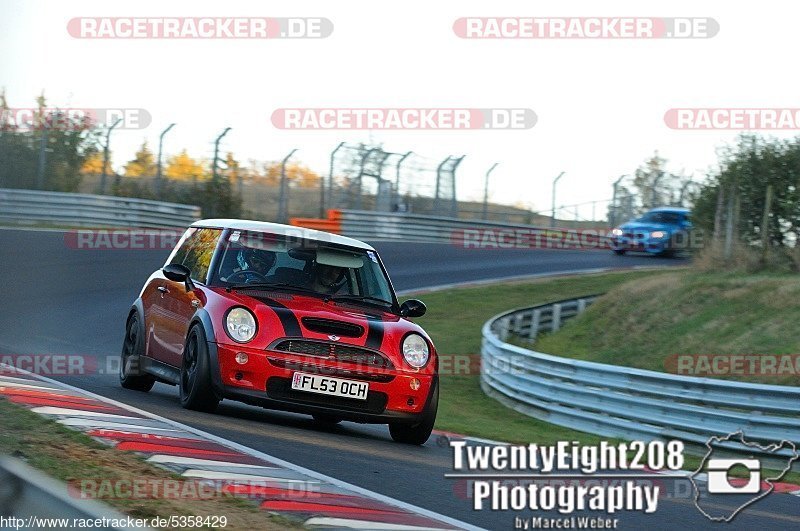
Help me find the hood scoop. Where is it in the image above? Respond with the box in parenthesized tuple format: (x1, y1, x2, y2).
(301, 317, 364, 338)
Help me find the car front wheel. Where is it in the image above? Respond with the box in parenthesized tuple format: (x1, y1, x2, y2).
(389, 381, 438, 445)
(179, 325, 220, 413)
(119, 314, 155, 392)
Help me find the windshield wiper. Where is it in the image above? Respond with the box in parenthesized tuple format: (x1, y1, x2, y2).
(327, 294, 393, 308)
(226, 282, 319, 296)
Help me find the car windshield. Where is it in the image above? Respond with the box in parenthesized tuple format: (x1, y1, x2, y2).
(636, 211, 685, 224)
(209, 230, 395, 306)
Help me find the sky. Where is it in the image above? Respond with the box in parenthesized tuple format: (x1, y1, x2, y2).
(2, 0, 798, 218)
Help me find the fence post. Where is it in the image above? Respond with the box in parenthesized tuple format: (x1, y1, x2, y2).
(394, 151, 412, 210)
(761, 184, 773, 265)
(99, 118, 122, 195)
(724, 179, 738, 261)
(325, 142, 345, 216)
(434, 156, 451, 214)
(277, 148, 298, 224)
(36, 128, 48, 189)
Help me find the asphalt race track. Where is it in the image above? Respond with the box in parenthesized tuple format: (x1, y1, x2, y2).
(1, 228, 797, 530)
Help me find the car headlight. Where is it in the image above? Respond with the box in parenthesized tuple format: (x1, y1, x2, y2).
(402, 333, 430, 368)
(226, 307, 257, 343)
(650, 231, 667, 239)
(611, 228, 623, 236)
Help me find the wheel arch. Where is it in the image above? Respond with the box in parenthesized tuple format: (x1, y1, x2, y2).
(189, 308, 224, 394)
(128, 298, 147, 355)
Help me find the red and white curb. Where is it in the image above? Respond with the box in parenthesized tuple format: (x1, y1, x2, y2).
(0, 368, 483, 530)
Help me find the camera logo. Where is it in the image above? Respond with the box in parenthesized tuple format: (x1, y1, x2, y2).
(706, 459, 761, 494)
(691, 431, 798, 522)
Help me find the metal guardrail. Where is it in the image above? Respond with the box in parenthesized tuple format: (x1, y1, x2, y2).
(0, 188, 201, 228)
(338, 209, 609, 245)
(481, 296, 800, 465)
(0, 457, 150, 530)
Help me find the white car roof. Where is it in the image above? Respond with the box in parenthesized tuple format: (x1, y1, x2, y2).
(191, 219, 375, 251)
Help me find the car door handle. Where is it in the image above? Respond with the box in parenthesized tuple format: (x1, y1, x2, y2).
(157, 286, 169, 294)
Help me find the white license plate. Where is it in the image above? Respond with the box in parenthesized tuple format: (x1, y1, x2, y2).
(290, 372, 370, 401)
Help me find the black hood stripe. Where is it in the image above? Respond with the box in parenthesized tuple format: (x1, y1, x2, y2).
(261, 298, 302, 337)
(364, 315, 384, 349)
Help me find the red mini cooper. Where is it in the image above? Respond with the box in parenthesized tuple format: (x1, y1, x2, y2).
(120, 220, 438, 444)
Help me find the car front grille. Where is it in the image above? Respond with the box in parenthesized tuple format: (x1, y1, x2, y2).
(270, 339, 395, 369)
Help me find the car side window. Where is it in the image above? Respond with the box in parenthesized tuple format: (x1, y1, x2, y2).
(170, 228, 222, 284)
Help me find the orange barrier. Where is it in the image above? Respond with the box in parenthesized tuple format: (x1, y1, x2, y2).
(289, 209, 342, 233)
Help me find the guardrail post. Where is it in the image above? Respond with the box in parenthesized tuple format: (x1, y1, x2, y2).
(498, 317, 510, 341)
(577, 298, 586, 314)
(529, 309, 541, 340)
(551, 303, 562, 332)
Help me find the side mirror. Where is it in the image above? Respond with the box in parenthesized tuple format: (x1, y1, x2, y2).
(162, 263, 194, 291)
(163, 263, 191, 282)
(400, 299, 427, 318)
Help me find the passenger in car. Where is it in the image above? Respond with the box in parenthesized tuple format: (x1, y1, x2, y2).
(310, 262, 348, 294)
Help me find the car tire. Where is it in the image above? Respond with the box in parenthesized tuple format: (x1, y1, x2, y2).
(119, 314, 155, 392)
(613, 249, 626, 255)
(389, 380, 438, 445)
(179, 325, 220, 413)
(312, 414, 343, 425)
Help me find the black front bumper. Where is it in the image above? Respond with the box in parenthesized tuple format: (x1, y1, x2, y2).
(218, 377, 428, 425)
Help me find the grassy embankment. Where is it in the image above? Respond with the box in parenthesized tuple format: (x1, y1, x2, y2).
(410, 268, 799, 482)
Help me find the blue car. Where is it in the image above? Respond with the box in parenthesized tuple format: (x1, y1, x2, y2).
(610, 207, 692, 257)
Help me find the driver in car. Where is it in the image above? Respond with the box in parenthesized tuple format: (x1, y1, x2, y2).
(222, 248, 276, 283)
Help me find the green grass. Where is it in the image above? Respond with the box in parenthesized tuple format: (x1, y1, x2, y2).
(535, 270, 800, 386)
(0, 399, 299, 530)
